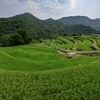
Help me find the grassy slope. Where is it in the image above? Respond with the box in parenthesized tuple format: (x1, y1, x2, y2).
(0, 64, 100, 100)
(1, 44, 77, 71)
(0, 44, 99, 72)
(0, 37, 100, 99)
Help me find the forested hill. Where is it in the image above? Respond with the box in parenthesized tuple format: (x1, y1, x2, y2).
(0, 13, 60, 39)
(55, 16, 100, 30)
(95, 18, 100, 21)
(0, 13, 100, 39)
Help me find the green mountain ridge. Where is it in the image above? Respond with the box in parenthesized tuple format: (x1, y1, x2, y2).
(55, 16, 100, 30)
(0, 13, 100, 39)
(0, 13, 55, 38)
(95, 18, 100, 21)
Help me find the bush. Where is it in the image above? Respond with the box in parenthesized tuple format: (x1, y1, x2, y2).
(0, 29, 32, 46)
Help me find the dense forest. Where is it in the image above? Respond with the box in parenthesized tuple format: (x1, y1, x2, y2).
(0, 13, 100, 46)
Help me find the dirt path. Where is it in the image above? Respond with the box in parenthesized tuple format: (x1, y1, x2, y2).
(57, 49, 100, 58)
(57, 49, 77, 58)
(57, 49, 67, 56)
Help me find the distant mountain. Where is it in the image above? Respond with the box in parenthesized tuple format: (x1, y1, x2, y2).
(0, 13, 100, 39)
(44, 18, 63, 26)
(44, 18, 54, 22)
(56, 16, 100, 30)
(95, 18, 100, 21)
(0, 13, 61, 39)
(57, 16, 91, 25)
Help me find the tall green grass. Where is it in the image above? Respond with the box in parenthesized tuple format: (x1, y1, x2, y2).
(77, 39, 93, 51)
(0, 62, 100, 100)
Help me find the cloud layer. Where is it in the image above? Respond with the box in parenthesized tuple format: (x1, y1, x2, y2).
(0, 0, 100, 19)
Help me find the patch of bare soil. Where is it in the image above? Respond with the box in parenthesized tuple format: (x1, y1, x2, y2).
(57, 49, 100, 59)
(80, 52, 100, 57)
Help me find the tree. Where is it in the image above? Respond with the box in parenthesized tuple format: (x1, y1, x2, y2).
(11, 33, 24, 46)
(17, 29, 32, 44)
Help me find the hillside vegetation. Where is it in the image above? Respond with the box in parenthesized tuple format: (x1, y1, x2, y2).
(0, 13, 100, 40)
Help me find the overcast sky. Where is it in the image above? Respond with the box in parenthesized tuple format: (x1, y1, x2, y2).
(0, 0, 100, 19)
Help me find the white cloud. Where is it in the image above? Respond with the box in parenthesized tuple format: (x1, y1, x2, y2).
(70, 0, 77, 9)
(23, 0, 40, 9)
(36, 0, 64, 10)
(55, 0, 58, 2)
(0, 0, 100, 19)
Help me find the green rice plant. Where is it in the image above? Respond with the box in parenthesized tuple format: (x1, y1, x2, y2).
(77, 39, 93, 51)
(60, 37, 74, 50)
(0, 57, 100, 99)
(75, 39, 82, 49)
(67, 37, 77, 50)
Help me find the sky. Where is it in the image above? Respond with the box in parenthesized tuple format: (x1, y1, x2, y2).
(0, 0, 100, 19)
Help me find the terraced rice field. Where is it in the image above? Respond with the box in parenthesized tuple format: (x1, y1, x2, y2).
(43, 36, 100, 51)
(0, 36, 100, 99)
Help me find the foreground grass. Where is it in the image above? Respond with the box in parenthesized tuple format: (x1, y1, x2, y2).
(0, 64, 100, 100)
